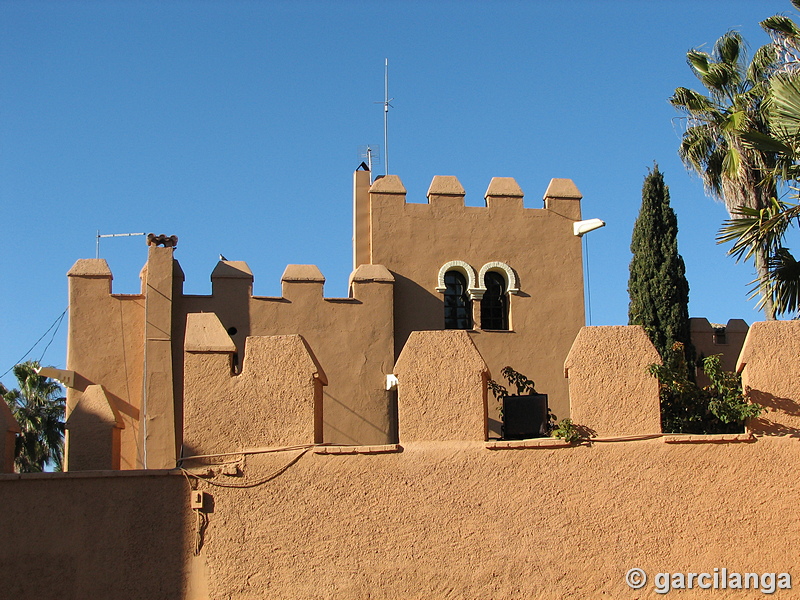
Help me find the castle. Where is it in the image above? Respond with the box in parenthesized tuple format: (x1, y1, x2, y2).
(2, 169, 799, 599)
(57, 169, 589, 469)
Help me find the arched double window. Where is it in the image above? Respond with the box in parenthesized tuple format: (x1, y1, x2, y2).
(444, 270, 472, 329)
(477, 262, 517, 331)
(435, 260, 516, 331)
(480, 271, 508, 330)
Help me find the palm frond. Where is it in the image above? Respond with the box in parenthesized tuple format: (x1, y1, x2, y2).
(746, 248, 800, 316)
(718, 199, 800, 261)
(768, 73, 800, 135)
(761, 15, 800, 38)
(715, 30, 744, 67)
(722, 146, 743, 180)
(767, 247, 800, 315)
(670, 87, 714, 113)
(687, 50, 711, 78)
(5, 361, 65, 472)
(704, 61, 740, 93)
(748, 43, 779, 83)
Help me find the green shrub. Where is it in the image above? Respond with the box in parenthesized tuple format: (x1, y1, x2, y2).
(649, 342, 763, 433)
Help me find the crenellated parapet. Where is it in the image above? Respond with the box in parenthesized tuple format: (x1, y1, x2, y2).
(738, 320, 800, 435)
(182, 313, 326, 460)
(179, 260, 395, 446)
(367, 174, 581, 217)
(359, 174, 587, 425)
(67, 257, 146, 469)
(565, 326, 662, 437)
(394, 330, 489, 442)
(690, 317, 749, 383)
(65, 385, 124, 471)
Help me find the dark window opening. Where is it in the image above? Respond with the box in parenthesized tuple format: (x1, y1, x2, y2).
(444, 270, 472, 329)
(713, 327, 727, 345)
(480, 271, 508, 330)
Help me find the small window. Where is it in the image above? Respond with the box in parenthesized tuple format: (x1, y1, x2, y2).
(444, 270, 472, 329)
(481, 271, 508, 330)
(713, 327, 727, 345)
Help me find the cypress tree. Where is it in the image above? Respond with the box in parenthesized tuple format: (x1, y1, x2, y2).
(628, 164, 695, 366)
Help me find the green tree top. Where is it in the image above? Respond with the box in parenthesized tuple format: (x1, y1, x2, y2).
(2, 361, 65, 472)
(628, 165, 695, 366)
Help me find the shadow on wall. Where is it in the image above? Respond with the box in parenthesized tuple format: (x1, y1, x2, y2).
(71, 372, 140, 422)
(0, 473, 192, 599)
(391, 273, 443, 357)
(323, 390, 398, 445)
(748, 389, 800, 436)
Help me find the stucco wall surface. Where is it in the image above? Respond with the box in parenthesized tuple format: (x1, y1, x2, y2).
(179, 263, 394, 446)
(565, 325, 662, 436)
(1, 436, 798, 599)
(365, 176, 585, 425)
(394, 330, 488, 442)
(67, 259, 145, 469)
(183, 332, 324, 457)
(690, 318, 749, 384)
(0, 471, 191, 600)
(188, 436, 798, 600)
(739, 320, 800, 435)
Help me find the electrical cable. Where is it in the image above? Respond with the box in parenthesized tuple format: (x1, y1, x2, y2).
(37, 309, 68, 364)
(0, 306, 69, 379)
(181, 448, 309, 489)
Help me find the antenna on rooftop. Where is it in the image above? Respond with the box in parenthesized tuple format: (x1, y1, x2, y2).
(374, 58, 393, 176)
(357, 145, 380, 181)
(95, 231, 146, 259)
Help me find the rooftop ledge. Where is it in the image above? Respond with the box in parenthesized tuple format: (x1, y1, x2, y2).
(486, 438, 574, 449)
(313, 444, 403, 455)
(662, 433, 755, 444)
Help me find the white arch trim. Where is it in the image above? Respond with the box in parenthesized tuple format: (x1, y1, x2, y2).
(435, 260, 480, 299)
(477, 261, 519, 295)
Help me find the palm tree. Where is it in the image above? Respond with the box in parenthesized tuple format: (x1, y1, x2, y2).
(716, 7, 800, 317)
(2, 361, 65, 472)
(671, 31, 779, 318)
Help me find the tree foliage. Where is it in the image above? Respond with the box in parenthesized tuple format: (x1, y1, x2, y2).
(628, 165, 694, 365)
(671, 30, 779, 318)
(713, 6, 800, 318)
(2, 361, 65, 472)
(649, 343, 762, 434)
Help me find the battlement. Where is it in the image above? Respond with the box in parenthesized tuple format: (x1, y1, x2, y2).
(62, 168, 593, 468)
(356, 171, 588, 419)
(366, 174, 582, 219)
(65, 247, 396, 468)
(183, 313, 326, 457)
(57, 321, 800, 470)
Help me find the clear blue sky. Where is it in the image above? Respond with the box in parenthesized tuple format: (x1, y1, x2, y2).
(1, 0, 796, 389)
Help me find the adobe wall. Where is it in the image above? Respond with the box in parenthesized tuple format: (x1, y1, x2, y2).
(565, 326, 661, 436)
(691, 318, 749, 386)
(66, 259, 145, 469)
(0, 400, 20, 473)
(2, 438, 796, 599)
(362, 175, 585, 427)
(64, 252, 395, 471)
(190, 437, 798, 600)
(183, 316, 326, 457)
(739, 320, 800, 435)
(179, 262, 394, 446)
(0, 470, 194, 599)
(2, 325, 799, 598)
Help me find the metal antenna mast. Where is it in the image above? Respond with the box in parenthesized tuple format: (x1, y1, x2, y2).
(357, 145, 380, 181)
(380, 59, 393, 176)
(96, 231, 146, 258)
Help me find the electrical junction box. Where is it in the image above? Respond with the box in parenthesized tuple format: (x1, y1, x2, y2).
(190, 491, 204, 510)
